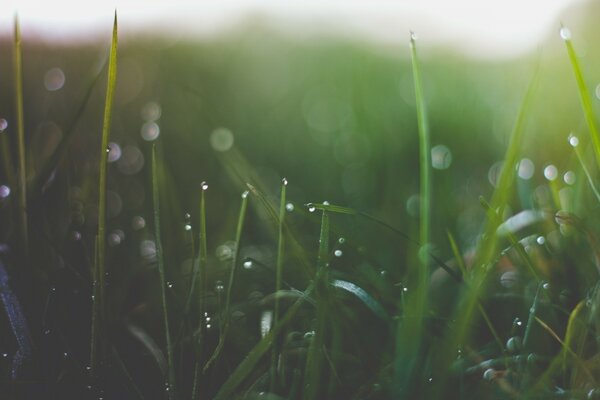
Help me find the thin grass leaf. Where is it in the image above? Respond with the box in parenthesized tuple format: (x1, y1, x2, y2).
(203, 189, 249, 373)
(192, 182, 208, 400)
(270, 178, 287, 392)
(447, 230, 467, 278)
(213, 284, 314, 400)
(152, 144, 177, 399)
(13, 15, 28, 252)
(90, 12, 118, 381)
(303, 209, 330, 400)
(563, 27, 600, 170)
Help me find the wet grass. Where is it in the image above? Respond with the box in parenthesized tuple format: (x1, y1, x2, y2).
(3, 13, 600, 400)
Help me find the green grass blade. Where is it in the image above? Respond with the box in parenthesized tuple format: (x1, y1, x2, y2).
(270, 178, 287, 392)
(213, 284, 314, 400)
(91, 12, 118, 380)
(152, 144, 177, 399)
(13, 15, 28, 252)
(563, 27, 600, 170)
(410, 32, 431, 260)
(303, 209, 330, 400)
(192, 182, 208, 400)
(203, 189, 249, 373)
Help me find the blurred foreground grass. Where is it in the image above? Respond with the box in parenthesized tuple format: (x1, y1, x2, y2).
(2, 3, 600, 399)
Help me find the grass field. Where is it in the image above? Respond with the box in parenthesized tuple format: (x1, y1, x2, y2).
(2, 4, 600, 399)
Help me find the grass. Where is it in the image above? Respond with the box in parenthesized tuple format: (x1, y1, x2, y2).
(4, 11, 600, 400)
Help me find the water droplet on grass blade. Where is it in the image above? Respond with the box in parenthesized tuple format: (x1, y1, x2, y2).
(517, 158, 535, 180)
(569, 133, 579, 147)
(0, 185, 11, 199)
(184, 224, 192, 231)
(44, 67, 65, 91)
(107, 142, 121, 162)
(307, 204, 316, 213)
(241, 190, 249, 199)
(201, 181, 208, 191)
(536, 236, 546, 245)
(431, 144, 452, 170)
(544, 165, 558, 181)
(334, 250, 343, 257)
(286, 202, 294, 212)
(260, 310, 273, 338)
(132, 216, 145, 230)
(167, 282, 173, 288)
(215, 281, 224, 292)
(560, 27, 572, 40)
(483, 368, 496, 381)
(564, 171, 576, 185)
(282, 177, 288, 186)
(243, 260, 253, 269)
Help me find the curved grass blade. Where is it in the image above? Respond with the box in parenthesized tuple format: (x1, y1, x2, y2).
(563, 27, 600, 170)
(91, 12, 118, 380)
(152, 144, 177, 399)
(330, 279, 388, 320)
(13, 15, 28, 252)
(203, 189, 249, 373)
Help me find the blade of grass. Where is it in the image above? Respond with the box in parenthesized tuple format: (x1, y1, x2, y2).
(191, 182, 208, 400)
(304, 209, 330, 400)
(13, 15, 28, 253)
(270, 178, 287, 392)
(203, 189, 249, 373)
(563, 27, 600, 170)
(90, 12, 118, 380)
(152, 144, 177, 400)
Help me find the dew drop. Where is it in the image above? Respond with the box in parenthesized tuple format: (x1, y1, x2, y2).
(410, 31, 418, 41)
(307, 204, 316, 213)
(338, 237, 346, 244)
(543, 282, 550, 290)
(184, 224, 192, 231)
(167, 282, 173, 288)
(206, 324, 212, 329)
(431, 144, 452, 170)
(44, 67, 65, 91)
(107, 142, 122, 162)
(483, 368, 496, 381)
(334, 249, 343, 257)
(500, 271, 518, 289)
(403, 287, 408, 292)
(243, 260, 253, 269)
(1, 185, 12, 199)
(282, 177, 288, 186)
(323, 200, 330, 205)
(536, 236, 546, 245)
(286, 202, 294, 212)
(201, 181, 208, 191)
(513, 317, 523, 327)
(241, 190, 249, 199)
(131, 216, 146, 230)
(544, 165, 558, 181)
(560, 26, 572, 41)
(141, 121, 160, 141)
(517, 158, 535, 180)
(215, 281, 224, 292)
(564, 171, 576, 185)
(569, 134, 579, 147)
(2, 353, 8, 358)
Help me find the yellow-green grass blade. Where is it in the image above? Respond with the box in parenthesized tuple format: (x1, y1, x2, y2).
(13, 15, 28, 252)
(563, 27, 600, 170)
(152, 144, 177, 399)
(91, 11, 118, 380)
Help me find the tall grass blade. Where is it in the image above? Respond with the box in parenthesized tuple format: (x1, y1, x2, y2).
(90, 12, 118, 380)
(570, 134, 600, 203)
(203, 189, 249, 372)
(152, 144, 177, 399)
(563, 28, 600, 170)
(13, 15, 28, 252)
(269, 178, 287, 392)
(303, 209, 329, 400)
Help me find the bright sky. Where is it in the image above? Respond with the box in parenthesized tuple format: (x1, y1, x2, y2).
(2, 0, 588, 58)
